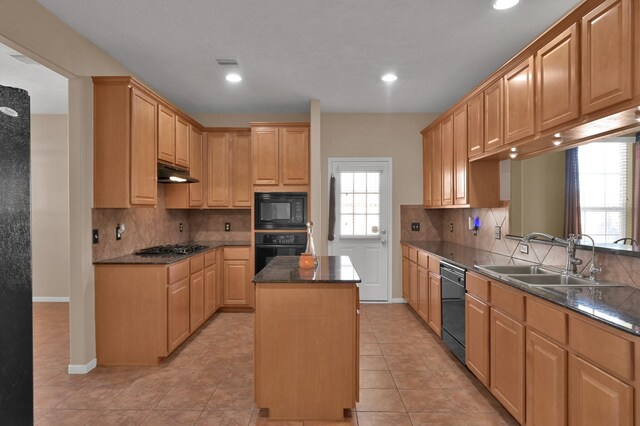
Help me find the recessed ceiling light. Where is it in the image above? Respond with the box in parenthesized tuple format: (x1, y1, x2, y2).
(381, 73, 398, 83)
(493, 0, 519, 10)
(226, 73, 242, 83)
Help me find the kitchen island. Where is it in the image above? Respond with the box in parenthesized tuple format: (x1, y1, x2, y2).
(253, 256, 361, 421)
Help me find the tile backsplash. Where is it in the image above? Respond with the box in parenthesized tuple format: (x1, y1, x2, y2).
(401, 203, 640, 288)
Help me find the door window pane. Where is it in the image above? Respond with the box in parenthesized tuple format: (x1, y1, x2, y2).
(339, 171, 381, 236)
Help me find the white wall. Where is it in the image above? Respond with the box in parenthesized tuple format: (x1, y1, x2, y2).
(31, 114, 70, 298)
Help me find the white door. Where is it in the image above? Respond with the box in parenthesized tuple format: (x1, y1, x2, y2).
(328, 158, 391, 302)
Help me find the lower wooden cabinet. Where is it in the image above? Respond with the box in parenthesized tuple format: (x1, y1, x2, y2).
(168, 277, 190, 353)
(189, 270, 205, 332)
(490, 308, 525, 424)
(417, 266, 429, 323)
(427, 272, 442, 337)
(204, 264, 217, 318)
(409, 260, 418, 310)
(466, 294, 490, 387)
(569, 354, 633, 426)
(223, 247, 252, 307)
(526, 329, 567, 426)
(402, 256, 410, 301)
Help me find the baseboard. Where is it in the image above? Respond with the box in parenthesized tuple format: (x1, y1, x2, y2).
(33, 297, 70, 302)
(68, 359, 97, 375)
(391, 298, 407, 303)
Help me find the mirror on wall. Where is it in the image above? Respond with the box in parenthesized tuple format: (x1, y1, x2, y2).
(508, 134, 639, 252)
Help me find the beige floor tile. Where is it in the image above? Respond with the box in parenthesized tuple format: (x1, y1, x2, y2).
(359, 370, 395, 389)
(461, 411, 519, 425)
(384, 355, 428, 371)
(446, 389, 501, 413)
(409, 411, 466, 425)
(390, 370, 440, 390)
(34, 385, 78, 409)
(399, 389, 454, 413)
(359, 332, 377, 344)
(155, 385, 216, 410)
(141, 410, 202, 425)
(36, 409, 102, 425)
(356, 389, 405, 412)
(195, 410, 253, 425)
(356, 412, 411, 426)
(359, 344, 382, 356)
(434, 370, 477, 389)
(90, 409, 151, 425)
(56, 386, 122, 410)
(206, 387, 255, 411)
(359, 356, 387, 371)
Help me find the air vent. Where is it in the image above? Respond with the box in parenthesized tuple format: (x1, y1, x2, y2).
(10, 54, 38, 65)
(215, 58, 239, 67)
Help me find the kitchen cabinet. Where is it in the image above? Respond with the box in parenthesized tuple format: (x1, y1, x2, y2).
(207, 132, 230, 207)
(204, 250, 218, 319)
(441, 115, 454, 206)
(94, 78, 159, 208)
(484, 79, 504, 152)
(409, 259, 418, 310)
(232, 132, 252, 207)
(223, 247, 252, 307)
(427, 272, 441, 337)
(581, 0, 632, 115)
(490, 307, 525, 424)
(175, 115, 190, 169)
(526, 329, 567, 426)
(465, 294, 490, 387)
(467, 93, 483, 157)
(402, 251, 410, 301)
(431, 124, 442, 207)
(164, 124, 203, 208)
(422, 130, 433, 207)
(189, 255, 205, 332)
(251, 123, 310, 189)
(536, 23, 580, 132)
(504, 56, 535, 144)
(452, 105, 468, 205)
(569, 354, 633, 426)
(168, 262, 191, 353)
(417, 266, 429, 323)
(158, 103, 176, 165)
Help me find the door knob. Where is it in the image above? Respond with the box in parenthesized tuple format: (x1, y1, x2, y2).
(381, 239, 387, 246)
(381, 229, 387, 235)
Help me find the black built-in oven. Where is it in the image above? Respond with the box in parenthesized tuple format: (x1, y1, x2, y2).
(440, 261, 466, 364)
(254, 232, 307, 274)
(254, 192, 307, 230)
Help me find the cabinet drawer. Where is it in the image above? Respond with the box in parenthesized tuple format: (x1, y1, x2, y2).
(401, 244, 409, 258)
(467, 271, 490, 302)
(190, 254, 204, 273)
(168, 260, 189, 284)
(224, 246, 250, 260)
(204, 250, 217, 267)
(526, 297, 567, 344)
(429, 256, 440, 274)
(408, 247, 418, 263)
(491, 282, 525, 321)
(418, 251, 429, 269)
(569, 315, 634, 380)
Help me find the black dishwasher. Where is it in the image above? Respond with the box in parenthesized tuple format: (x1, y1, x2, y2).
(440, 261, 466, 364)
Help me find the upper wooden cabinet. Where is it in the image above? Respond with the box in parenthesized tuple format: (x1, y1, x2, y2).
(452, 105, 468, 205)
(422, 131, 433, 207)
(581, 0, 632, 115)
(94, 77, 158, 208)
(441, 116, 454, 206)
(467, 94, 484, 157)
(206, 130, 251, 209)
(537, 23, 580, 132)
(251, 123, 310, 188)
(158, 103, 175, 165)
(175, 115, 190, 169)
(431, 124, 443, 207)
(504, 56, 535, 144)
(233, 132, 252, 207)
(189, 126, 203, 207)
(484, 79, 504, 152)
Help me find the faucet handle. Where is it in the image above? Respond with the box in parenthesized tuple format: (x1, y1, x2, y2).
(589, 263, 602, 281)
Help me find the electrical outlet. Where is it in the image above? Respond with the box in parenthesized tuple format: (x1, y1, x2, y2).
(520, 244, 529, 254)
(179, 223, 183, 232)
(495, 225, 502, 240)
(449, 222, 454, 233)
(92, 229, 99, 244)
(411, 222, 420, 231)
(225, 222, 231, 232)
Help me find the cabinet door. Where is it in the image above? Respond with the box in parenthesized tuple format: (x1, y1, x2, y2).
(526, 330, 567, 426)
(175, 115, 190, 169)
(280, 127, 309, 185)
(467, 94, 484, 157)
(168, 277, 190, 352)
(504, 56, 535, 144)
(422, 131, 432, 207)
(466, 294, 490, 387)
(484, 79, 504, 152)
(204, 264, 217, 319)
(207, 133, 230, 207)
(232, 133, 252, 207)
(223, 259, 250, 306)
(428, 272, 441, 337)
(190, 270, 205, 332)
(569, 354, 633, 426)
(252, 127, 279, 185)
(158, 104, 175, 164)
(490, 308, 525, 424)
(441, 116, 454, 206)
(431, 124, 443, 207)
(453, 105, 468, 205)
(130, 88, 158, 206)
(402, 256, 410, 301)
(581, 0, 632, 114)
(537, 23, 580, 132)
(409, 260, 418, 310)
(417, 266, 429, 323)
(189, 126, 203, 207)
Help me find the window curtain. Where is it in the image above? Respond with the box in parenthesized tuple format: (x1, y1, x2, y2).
(634, 133, 640, 245)
(564, 148, 582, 237)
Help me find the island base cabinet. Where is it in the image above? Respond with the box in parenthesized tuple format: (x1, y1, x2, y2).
(255, 284, 358, 420)
(569, 354, 633, 426)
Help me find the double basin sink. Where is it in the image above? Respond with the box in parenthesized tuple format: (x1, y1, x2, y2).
(475, 264, 622, 288)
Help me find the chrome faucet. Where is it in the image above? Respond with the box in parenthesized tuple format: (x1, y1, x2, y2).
(521, 232, 582, 275)
(574, 234, 602, 281)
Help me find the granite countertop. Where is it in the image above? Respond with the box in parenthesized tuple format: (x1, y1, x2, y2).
(402, 240, 640, 336)
(94, 240, 251, 265)
(253, 256, 361, 284)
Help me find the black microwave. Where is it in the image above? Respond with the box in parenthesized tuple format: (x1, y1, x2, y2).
(254, 192, 307, 230)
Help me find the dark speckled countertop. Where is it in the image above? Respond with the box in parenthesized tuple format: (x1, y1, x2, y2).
(402, 240, 640, 336)
(253, 256, 361, 284)
(93, 241, 251, 265)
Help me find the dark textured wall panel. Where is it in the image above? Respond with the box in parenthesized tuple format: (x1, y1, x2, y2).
(0, 85, 33, 425)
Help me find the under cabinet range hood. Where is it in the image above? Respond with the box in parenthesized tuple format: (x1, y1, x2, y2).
(157, 163, 199, 184)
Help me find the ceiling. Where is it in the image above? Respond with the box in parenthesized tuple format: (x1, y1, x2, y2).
(0, 43, 68, 114)
(36, 0, 581, 114)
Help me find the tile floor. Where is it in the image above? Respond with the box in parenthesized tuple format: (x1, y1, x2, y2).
(34, 303, 517, 425)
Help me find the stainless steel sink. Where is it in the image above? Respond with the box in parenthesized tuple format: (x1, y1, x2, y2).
(506, 274, 623, 287)
(475, 264, 556, 275)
